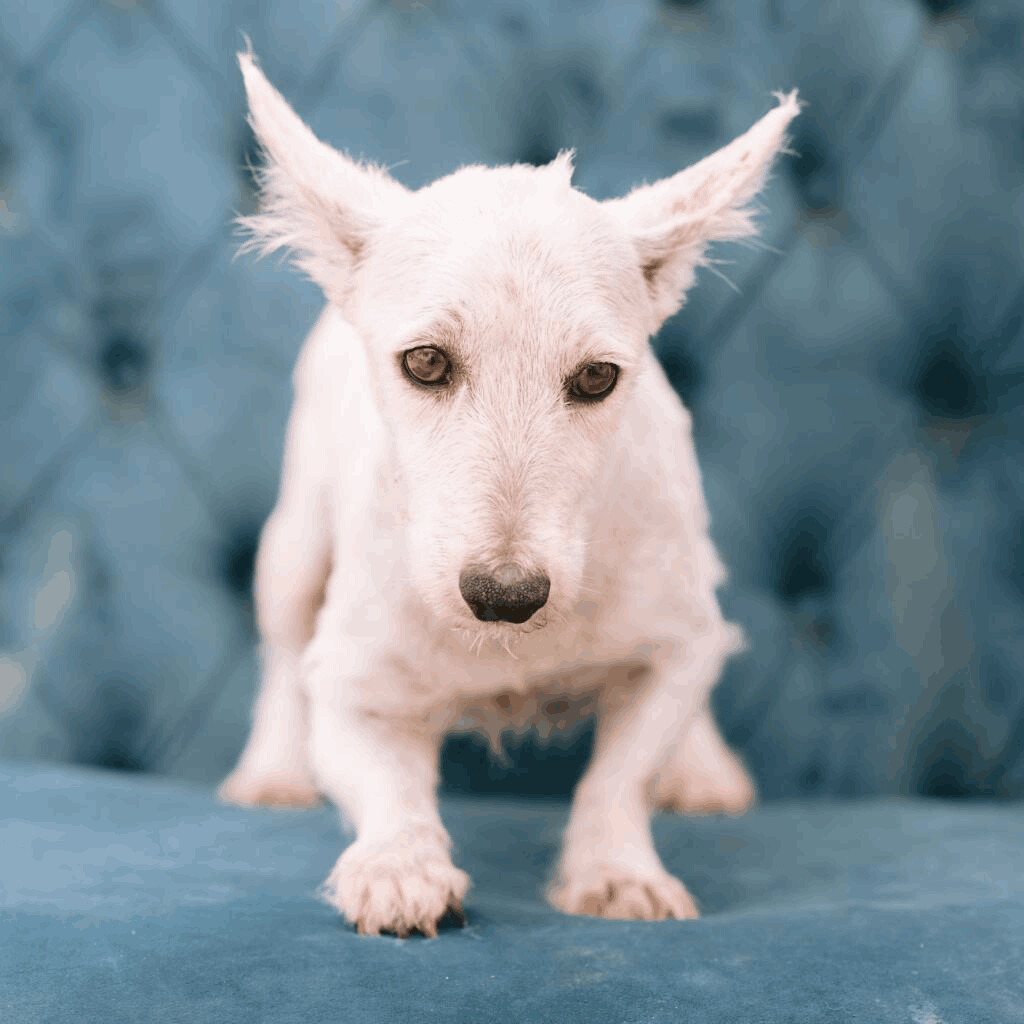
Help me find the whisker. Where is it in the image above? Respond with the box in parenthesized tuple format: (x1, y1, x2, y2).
(703, 261, 742, 295)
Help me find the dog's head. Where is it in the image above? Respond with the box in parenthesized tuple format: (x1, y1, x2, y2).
(237, 52, 798, 643)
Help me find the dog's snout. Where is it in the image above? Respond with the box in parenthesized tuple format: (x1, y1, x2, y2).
(459, 564, 550, 624)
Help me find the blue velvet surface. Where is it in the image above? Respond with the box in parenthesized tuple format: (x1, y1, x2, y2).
(3, 760, 1023, 1023)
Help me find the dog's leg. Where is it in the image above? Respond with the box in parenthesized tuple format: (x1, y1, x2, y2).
(217, 640, 320, 808)
(308, 696, 470, 937)
(650, 707, 756, 817)
(547, 669, 701, 921)
(218, 345, 331, 808)
(218, 507, 329, 807)
(548, 632, 736, 921)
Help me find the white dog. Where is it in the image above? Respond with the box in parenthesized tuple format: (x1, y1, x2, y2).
(218, 50, 800, 937)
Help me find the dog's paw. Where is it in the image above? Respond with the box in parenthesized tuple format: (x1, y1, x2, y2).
(547, 864, 699, 921)
(217, 770, 322, 809)
(319, 828, 471, 938)
(652, 751, 756, 817)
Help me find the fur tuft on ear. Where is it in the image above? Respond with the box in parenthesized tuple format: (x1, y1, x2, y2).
(605, 90, 802, 329)
(545, 149, 576, 187)
(235, 51, 409, 308)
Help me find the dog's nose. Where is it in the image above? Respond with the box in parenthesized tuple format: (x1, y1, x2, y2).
(459, 564, 550, 624)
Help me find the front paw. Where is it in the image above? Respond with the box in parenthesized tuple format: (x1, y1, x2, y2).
(319, 828, 471, 938)
(548, 863, 699, 921)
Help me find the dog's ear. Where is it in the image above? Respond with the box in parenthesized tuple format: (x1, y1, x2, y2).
(236, 51, 408, 308)
(605, 91, 801, 329)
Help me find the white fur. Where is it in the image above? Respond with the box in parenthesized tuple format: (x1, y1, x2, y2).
(219, 50, 800, 936)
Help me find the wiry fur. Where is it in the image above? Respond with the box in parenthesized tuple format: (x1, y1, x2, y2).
(219, 50, 800, 936)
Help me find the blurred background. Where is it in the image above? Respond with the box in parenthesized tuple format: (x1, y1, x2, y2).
(1, 0, 1023, 802)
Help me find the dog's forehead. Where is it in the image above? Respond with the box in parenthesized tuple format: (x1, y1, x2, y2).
(364, 165, 645, 348)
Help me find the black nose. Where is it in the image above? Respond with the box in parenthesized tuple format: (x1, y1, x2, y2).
(459, 564, 550, 624)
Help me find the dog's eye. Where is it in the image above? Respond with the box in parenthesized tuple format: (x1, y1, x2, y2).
(403, 346, 451, 387)
(567, 362, 619, 402)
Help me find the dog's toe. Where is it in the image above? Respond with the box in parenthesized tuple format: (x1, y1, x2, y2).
(548, 865, 699, 921)
(320, 831, 471, 938)
(655, 773, 756, 817)
(653, 754, 757, 818)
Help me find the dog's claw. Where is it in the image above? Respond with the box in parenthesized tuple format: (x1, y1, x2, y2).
(440, 903, 467, 929)
(351, 901, 465, 939)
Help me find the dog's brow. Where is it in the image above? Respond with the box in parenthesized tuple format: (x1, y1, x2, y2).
(394, 310, 636, 371)
(575, 347, 636, 372)
(567, 327, 637, 370)
(394, 310, 468, 356)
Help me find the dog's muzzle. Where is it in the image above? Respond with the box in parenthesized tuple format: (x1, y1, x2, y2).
(458, 564, 550, 624)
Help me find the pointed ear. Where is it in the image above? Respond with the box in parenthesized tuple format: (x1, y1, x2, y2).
(605, 91, 801, 329)
(235, 51, 409, 308)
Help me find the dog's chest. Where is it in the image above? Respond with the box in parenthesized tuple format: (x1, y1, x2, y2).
(449, 660, 625, 750)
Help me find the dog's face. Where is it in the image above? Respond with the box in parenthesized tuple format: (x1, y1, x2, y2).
(237, 52, 799, 640)
(347, 166, 652, 637)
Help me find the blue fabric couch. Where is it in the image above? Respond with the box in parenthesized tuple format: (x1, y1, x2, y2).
(4, 759, 1024, 1023)
(2, 0, 1024, 1019)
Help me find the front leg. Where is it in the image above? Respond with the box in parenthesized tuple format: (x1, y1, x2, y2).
(549, 631, 736, 921)
(308, 693, 469, 937)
